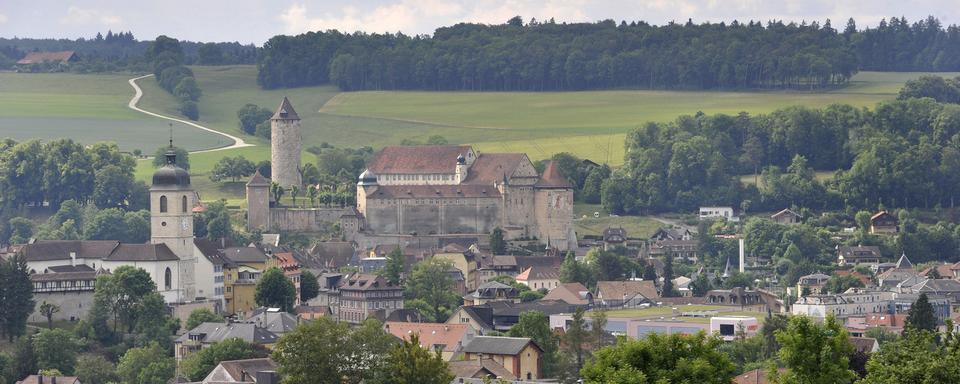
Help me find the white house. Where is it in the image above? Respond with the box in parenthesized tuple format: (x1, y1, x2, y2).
(699, 206, 738, 222)
(710, 316, 759, 341)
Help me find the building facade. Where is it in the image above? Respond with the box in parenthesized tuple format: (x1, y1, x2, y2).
(356, 146, 576, 250)
(337, 274, 404, 324)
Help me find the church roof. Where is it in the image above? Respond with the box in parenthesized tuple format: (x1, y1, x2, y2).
(152, 148, 190, 188)
(246, 169, 271, 187)
(104, 243, 180, 262)
(366, 145, 472, 174)
(18, 240, 120, 261)
(535, 160, 573, 188)
(896, 253, 914, 269)
(270, 97, 300, 120)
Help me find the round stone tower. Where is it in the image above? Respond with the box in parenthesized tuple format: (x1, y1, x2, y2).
(270, 97, 302, 188)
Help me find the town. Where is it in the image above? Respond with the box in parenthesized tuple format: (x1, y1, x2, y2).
(3, 3, 960, 384)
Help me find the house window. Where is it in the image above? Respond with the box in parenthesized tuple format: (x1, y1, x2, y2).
(164, 267, 172, 290)
(159, 196, 167, 213)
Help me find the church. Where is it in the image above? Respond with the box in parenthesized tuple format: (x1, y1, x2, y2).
(356, 145, 577, 250)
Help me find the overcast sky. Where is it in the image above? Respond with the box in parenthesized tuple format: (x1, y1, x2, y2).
(1, 1, 958, 45)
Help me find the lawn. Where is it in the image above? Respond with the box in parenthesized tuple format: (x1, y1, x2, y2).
(575, 215, 663, 239)
(0, 72, 224, 151)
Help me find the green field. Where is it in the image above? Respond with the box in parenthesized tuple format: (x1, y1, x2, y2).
(3, 66, 953, 202)
(0, 72, 224, 151)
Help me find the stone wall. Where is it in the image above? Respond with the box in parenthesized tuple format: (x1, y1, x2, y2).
(534, 188, 575, 250)
(268, 207, 354, 233)
(247, 185, 270, 231)
(29, 291, 94, 323)
(365, 198, 501, 236)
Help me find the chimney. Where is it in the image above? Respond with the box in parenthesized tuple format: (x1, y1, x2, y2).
(70, 252, 77, 267)
(255, 370, 278, 384)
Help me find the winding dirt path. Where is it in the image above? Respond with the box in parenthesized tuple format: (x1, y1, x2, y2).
(127, 74, 253, 153)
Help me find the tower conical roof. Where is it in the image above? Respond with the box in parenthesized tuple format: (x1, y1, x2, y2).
(246, 169, 271, 187)
(271, 97, 300, 120)
(896, 253, 914, 269)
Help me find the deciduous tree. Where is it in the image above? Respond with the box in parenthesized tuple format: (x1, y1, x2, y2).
(255, 268, 296, 312)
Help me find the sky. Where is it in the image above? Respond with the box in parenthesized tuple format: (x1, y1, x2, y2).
(1, 0, 959, 45)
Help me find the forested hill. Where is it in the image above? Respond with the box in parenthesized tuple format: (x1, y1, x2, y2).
(257, 16, 960, 92)
(257, 18, 858, 91)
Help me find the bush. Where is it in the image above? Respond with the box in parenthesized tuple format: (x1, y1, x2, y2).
(180, 100, 199, 120)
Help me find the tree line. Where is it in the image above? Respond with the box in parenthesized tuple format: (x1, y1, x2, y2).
(0, 32, 256, 73)
(149, 36, 202, 120)
(258, 16, 858, 91)
(595, 94, 960, 215)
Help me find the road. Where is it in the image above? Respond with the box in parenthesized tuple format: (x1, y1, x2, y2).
(127, 74, 253, 153)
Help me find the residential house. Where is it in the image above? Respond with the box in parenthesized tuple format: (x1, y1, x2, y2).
(651, 228, 693, 241)
(358, 256, 387, 273)
(904, 278, 960, 304)
(193, 238, 230, 312)
(175, 322, 278, 361)
(471, 281, 520, 306)
(672, 276, 693, 297)
(850, 337, 880, 354)
(301, 242, 356, 272)
(797, 273, 831, 295)
(460, 336, 543, 380)
(699, 206, 738, 221)
(14, 51, 78, 71)
(837, 245, 882, 266)
(595, 280, 659, 308)
(447, 359, 515, 381)
(541, 282, 592, 305)
(515, 265, 560, 291)
(384, 322, 476, 361)
(476, 255, 519, 285)
(201, 358, 278, 383)
(646, 239, 698, 262)
(434, 245, 479, 291)
(920, 263, 955, 279)
(447, 300, 579, 333)
(711, 316, 760, 341)
(337, 273, 404, 324)
(29, 265, 102, 323)
(870, 211, 899, 234)
(834, 270, 873, 288)
(888, 292, 951, 324)
(770, 208, 802, 225)
(876, 254, 917, 288)
(705, 288, 769, 309)
(243, 308, 299, 336)
(222, 246, 269, 316)
(602, 227, 627, 250)
(15, 376, 80, 384)
(734, 368, 787, 384)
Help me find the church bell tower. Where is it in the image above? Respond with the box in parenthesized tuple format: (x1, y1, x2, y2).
(150, 139, 197, 300)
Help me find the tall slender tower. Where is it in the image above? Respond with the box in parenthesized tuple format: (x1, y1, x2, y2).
(150, 140, 196, 299)
(271, 97, 302, 188)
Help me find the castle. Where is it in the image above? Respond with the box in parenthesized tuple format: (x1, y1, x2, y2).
(245, 98, 577, 250)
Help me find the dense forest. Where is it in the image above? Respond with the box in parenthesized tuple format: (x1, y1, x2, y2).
(587, 86, 960, 215)
(257, 16, 960, 91)
(0, 31, 256, 71)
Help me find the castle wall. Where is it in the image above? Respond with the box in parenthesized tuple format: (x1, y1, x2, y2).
(364, 198, 501, 236)
(534, 188, 575, 250)
(503, 186, 536, 236)
(268, 207, 355, 233)
(28, 291, 94, 323)
(271, 119, 302, 187)
(246, 185, 270, 231)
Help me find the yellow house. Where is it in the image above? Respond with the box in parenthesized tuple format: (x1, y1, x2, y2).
(222, 247, 269, 316)
(433, 245, 478, 291)
(460, 336, 542, 380)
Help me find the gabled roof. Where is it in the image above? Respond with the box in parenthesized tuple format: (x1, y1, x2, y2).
(473, 281, 519, 299)
(338, 273, 400, 291)
(895, 253, 913, 269)
(246, 170, 271, 187)
(366, 184, 500, 199)
(515, 265, 560, 281)
(367, 145, 473, 174)
(302, 242, 355, 270)
(244, 309, 299, 334)
(541, 282, 591, 305)
(270, 97, 299, 120)
(850, 337, 879, 353)
(910, 278, 960, 293)
(596, 280, 659, 301)
(15, 375, 81, 384)
(19, 240, 120, 261)
(177, 322, 279, 344)
(104, 243, 179, 262)
(384, 322, 471, 353)
(462, 336, 540, 355)
(46, 264, 95, 273)
(223, 247, 268, 264)
(16, 51, 76, 65)
(447, 359, 515, 379)
(770, 208, 802, 219)
(213, 358, 277, 383)
(871, 211, 896, 222)
(461, 153, 528, 185)
(452, 305, 494, 331)
(535, 160, 573, 188)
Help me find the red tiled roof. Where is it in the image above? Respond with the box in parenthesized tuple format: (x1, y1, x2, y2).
(535, 160, 573, 188)
(366, 184, 500, 199)
(367, 145, 472, 174)
(461, 153, 527, 185)
(16, 51, 76, 65)
(384, 322, 470, 353)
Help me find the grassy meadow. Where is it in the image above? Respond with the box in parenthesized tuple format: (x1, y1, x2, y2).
(0, 72, 224, 151)
(3, 66, 953, 202)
